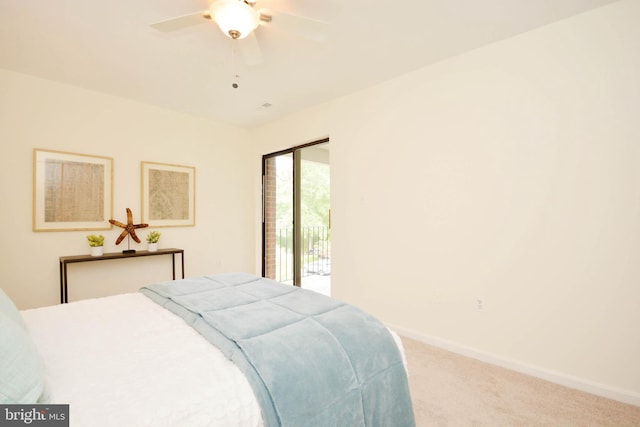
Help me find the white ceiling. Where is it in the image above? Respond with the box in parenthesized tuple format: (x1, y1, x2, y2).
(0, 0, 619, 129)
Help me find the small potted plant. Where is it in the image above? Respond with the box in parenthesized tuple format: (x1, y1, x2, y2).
(86, 234, 105, 257)
(146, 231, 161, 252)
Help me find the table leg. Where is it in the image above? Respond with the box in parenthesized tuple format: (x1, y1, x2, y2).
(181, 251, 185, 278)
(59, 261, 64, 304)
(62, 263, 69, 304)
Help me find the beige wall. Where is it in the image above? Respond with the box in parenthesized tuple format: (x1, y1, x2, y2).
(252, 0, 640, 404)
(0, 69, 256, 309)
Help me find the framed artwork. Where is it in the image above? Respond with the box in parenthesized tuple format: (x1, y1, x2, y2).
(141, 161, 195, 227)
(33, 149, 113, 231)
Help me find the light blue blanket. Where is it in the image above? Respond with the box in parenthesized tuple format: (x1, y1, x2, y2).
(141, 273, 415, 427)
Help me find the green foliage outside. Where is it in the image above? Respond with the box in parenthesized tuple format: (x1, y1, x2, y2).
(275, 156, 330, 257)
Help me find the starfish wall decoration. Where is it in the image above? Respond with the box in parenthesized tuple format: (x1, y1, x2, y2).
(109, 208, 149, 249)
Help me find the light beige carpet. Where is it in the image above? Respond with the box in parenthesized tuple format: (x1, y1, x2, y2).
(401, 336, 640, 426)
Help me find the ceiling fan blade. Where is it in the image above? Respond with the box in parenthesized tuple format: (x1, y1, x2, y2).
(150, 11, 210, 32)
(259, 9, 329, 42)
(238, 32, 264, 66)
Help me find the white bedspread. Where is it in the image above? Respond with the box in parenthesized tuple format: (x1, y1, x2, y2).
(21, 293, 263, 427)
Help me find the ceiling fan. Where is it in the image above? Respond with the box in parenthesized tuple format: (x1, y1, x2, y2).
(151, 0, 329, 65)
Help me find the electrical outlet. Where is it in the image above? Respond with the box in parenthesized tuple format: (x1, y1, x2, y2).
(476, 297, 485, 311)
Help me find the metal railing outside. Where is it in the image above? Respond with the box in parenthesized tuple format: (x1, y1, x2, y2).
(275, 226, 331, 283)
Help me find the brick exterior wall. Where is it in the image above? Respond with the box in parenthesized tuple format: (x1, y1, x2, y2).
(264, 157, 277, 279)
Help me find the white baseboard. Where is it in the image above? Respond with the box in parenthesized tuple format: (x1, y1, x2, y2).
(387, 323, 640, 408)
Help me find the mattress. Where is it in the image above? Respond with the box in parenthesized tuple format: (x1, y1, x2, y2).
(21, 292, 263, 427)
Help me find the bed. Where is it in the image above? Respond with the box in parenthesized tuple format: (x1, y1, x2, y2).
(1, 273, 415, 426)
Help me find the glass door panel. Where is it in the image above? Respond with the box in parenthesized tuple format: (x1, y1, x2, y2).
(264, 153, 293, 284)
(263, 139, 330, 295)
(299, 143, 330, 295)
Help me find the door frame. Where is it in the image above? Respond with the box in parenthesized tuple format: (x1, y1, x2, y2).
(261, 137, 330, 283)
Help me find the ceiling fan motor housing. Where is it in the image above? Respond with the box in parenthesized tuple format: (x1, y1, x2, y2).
(209, 0, 260, 39)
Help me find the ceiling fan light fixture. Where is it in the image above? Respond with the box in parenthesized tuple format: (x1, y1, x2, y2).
(210, 0, 259, 40)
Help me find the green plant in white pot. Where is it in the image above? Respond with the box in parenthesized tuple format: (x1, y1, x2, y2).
(86, 234, 105, 257)
(146, 231, 161, 252)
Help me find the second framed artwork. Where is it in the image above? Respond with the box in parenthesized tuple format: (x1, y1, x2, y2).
(141, 162, 195, 227)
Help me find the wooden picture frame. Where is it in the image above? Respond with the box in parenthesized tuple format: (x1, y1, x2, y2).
(141, 161, 195, 227)
(33, 149, 113, 231)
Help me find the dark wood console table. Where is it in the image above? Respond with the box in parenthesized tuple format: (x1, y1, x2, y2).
(59, 248, 184, 304)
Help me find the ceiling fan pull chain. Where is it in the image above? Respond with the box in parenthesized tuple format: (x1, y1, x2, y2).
(231, 45, 239, 89)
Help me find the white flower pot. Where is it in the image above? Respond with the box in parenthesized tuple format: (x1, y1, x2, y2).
(90, 246, 104, 257)
(148, 243, 158, 252)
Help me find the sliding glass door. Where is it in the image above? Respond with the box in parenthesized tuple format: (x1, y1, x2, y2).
(262, 139, 330, 295)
